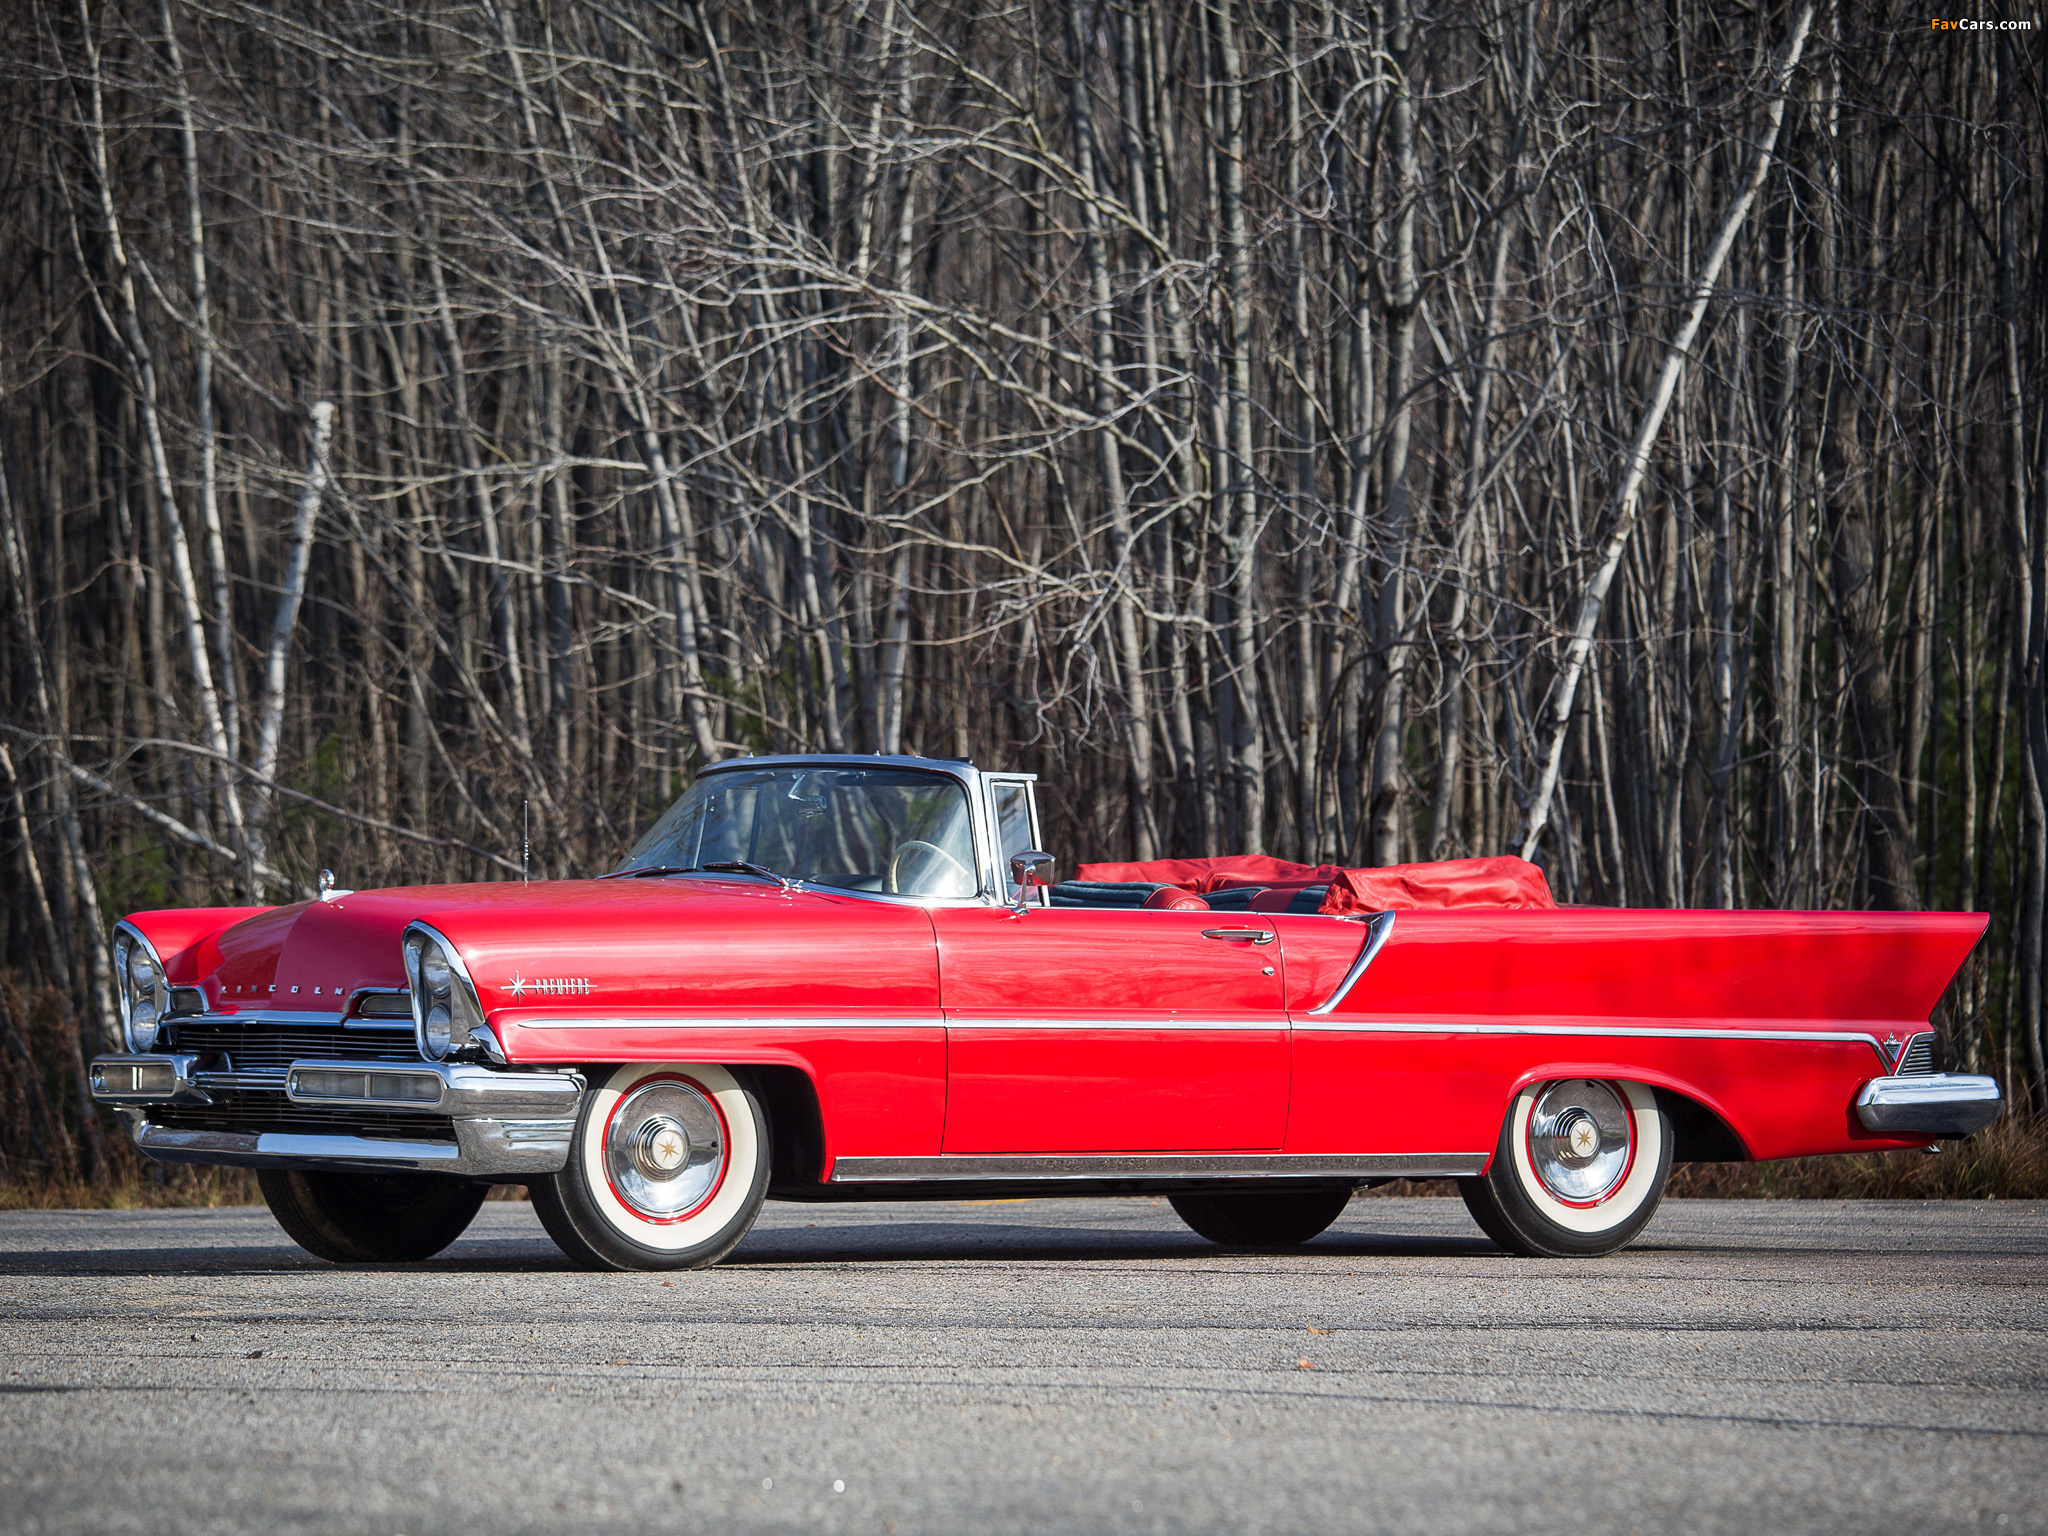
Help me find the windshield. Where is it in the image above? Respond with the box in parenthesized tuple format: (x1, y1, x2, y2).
(614, 767, 981, 898)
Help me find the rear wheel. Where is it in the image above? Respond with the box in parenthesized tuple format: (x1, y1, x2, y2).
(1169, 1186, 1352, 1247)
(1460, 1079, 1671, 1257)
(257, 1169, 487, 1263)
(531, 1063, 769, 1271)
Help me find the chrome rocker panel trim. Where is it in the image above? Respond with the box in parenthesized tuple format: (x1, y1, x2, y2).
(829, 1152, 1488, 1183)
(1854, 1073, 2003, 1138)
(115, 1111, 575, 1178)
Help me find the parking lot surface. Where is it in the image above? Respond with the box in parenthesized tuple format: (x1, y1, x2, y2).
(1, 1196, 2043, 1534)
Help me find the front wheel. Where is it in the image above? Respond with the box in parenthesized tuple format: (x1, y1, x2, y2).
(1460, 1079, 1671, 1258)
(531, 1063, 769, 1271)
(257, 1169, 487, 1263)
(1169, 1186, 1353, 1247)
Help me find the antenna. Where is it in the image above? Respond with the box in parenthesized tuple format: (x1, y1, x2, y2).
(523, 799, 530, 884)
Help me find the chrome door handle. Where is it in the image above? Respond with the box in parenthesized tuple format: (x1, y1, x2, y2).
(1202, 927, 1275, 945)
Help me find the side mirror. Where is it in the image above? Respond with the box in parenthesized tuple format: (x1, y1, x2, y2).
(1009, 850, 1055, 914)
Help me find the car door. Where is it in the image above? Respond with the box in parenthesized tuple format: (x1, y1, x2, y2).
(931, 905, 1289, 1153)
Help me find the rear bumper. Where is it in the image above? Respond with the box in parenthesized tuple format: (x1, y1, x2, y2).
(1855, 1074, 2003, 1138)
(93, 1053, 583, 1180)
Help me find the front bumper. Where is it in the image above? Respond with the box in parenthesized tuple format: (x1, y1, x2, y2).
(92, 1053, 583, 1179)
(1855, 1073, 2003, 1138)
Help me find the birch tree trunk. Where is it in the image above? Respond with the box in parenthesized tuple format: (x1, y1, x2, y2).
(1519, 1, 1816, 859)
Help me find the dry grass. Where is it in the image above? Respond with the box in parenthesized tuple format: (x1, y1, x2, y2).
(1664, 1112, 2048, 1199)
(0, 1163, 260, 1211)
(0, 1169, 532, 1211)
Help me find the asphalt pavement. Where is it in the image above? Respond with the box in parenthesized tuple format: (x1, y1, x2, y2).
(1, 1195, 2043, 1534)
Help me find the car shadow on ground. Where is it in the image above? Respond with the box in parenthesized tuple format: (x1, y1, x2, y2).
(0, 1222, 1501, 1277)
(725, 1222, 1503, 1264)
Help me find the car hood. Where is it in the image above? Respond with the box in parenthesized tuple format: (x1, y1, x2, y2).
(157, 877, 939, 1018)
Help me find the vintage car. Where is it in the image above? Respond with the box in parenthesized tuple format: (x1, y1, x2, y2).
(91, 753, 2000, 1269)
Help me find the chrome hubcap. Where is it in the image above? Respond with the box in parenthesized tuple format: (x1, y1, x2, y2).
(635, 1115, 691, 1174)
(605, 1080, 725, 1220)
(1528, 1080, 1632, 1203)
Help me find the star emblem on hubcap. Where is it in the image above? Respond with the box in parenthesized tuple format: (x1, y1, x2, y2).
(1570, 1120, 1599, 1157)
(507, 973, 527, 1000)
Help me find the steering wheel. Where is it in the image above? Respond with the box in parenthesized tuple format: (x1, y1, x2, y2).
(887, 839, 975, 896)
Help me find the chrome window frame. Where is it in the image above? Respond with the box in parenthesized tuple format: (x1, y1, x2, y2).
(980, 772, 1042, 902)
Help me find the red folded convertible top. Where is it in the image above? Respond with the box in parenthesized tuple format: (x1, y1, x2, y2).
(1068, 854, 1556, 916)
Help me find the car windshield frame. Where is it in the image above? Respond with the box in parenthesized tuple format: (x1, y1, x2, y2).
(612, 763, 988, 902)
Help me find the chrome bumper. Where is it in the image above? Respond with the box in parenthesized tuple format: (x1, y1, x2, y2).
(92, 1053, 583, 1179)
(112, 1112, 576, 1177)
(1855, 1073, 2003, 1138)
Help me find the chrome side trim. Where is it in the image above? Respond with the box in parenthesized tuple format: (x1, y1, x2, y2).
(507, 1012, 1898, 1060)
(1292, 1016, 1896, 1062)
(945, 1017, 1283, 1032)
(1855, 1074, 2002, 1137)
(515, 1014, 950, 1031)
(120, 1113, 574, 1177)
(1306, 911, 1397, 1016)
(828, 1153, 1489, 1183)
(511, 1014, 1284, 1033)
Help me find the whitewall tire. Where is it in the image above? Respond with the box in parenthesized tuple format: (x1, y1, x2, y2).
(1460, 1079, 1671, 1257)
(531, 1063, 770, 1271)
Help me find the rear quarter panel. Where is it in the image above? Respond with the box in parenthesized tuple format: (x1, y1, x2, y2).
(1277, 908, 1986, 1161)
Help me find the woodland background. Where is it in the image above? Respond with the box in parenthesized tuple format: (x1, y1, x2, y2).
(0, 0, 2043, 1196)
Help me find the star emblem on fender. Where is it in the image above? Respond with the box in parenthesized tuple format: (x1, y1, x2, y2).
(507, 973, 527, 1000)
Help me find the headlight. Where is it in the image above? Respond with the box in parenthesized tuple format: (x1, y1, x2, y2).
(402, 924, 484, 1061)
(113, 924, 168, 1052)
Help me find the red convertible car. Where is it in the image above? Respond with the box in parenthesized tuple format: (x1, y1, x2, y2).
(91, 753, 1998, 1269)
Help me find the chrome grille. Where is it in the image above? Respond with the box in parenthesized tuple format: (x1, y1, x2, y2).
(164, 1021, 420, 1072)
(1898, 1034, 1936, 1075)
(151, 1092, 455, 1142)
